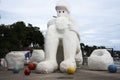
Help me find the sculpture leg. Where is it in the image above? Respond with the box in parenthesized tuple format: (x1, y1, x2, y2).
(60, 31, 78, 72)
(75, 45, 83, 67)
(36, 26, 59, 73)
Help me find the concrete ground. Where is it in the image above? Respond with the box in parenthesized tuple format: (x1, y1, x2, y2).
(0, 66, 120, 80)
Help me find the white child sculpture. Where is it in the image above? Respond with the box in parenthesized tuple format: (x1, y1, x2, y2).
(36, 2, 83, 73)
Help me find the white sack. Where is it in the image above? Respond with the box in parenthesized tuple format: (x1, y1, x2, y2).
(88, 49, 114, 70)
(30, 49, 45, 63)
(5, 51, 29, 69)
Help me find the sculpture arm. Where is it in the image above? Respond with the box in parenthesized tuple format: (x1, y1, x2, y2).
(68, 17, 80, 40)
(47, 18, 56, 28)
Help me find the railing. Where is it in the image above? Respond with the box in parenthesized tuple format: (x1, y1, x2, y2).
(114, 58, 120, 69)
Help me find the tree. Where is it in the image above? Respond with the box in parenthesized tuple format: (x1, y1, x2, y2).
(0, 21, 44, 58)
(83, 45, 97, 57)
(11, 21, 26, 48)
(23, 25, 44, 48)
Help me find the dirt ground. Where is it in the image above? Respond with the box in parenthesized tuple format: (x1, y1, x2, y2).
(0, 66, 120, 80)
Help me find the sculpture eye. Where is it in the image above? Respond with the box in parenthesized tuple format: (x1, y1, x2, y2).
(63, 11, 64, 13)
(59, 11, 61, 13)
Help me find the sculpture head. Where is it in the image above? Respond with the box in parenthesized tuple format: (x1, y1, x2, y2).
(55, 1, 70, 17)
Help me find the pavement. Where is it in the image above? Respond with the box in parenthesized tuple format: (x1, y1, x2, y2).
(0, 66, 120, 80)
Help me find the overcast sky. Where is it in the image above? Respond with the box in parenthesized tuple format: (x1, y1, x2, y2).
(0, 0, 120, 50)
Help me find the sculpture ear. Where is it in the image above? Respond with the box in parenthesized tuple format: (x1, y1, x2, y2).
(53, 16, 57, 18)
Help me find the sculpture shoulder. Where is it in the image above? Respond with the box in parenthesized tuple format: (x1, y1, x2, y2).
(68, 17, 80, 40)
(47, 18, 56, 28)
(68, 17, 77, 25)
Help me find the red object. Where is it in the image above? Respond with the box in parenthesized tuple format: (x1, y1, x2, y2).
(28, 62, 36, 70)
(24, 68, 31, 75)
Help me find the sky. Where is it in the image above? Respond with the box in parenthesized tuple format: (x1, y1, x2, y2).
(0, 0, 120, 50)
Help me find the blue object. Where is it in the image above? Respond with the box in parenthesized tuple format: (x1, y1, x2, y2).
(13, 66, 20, 73)
(108, 64, 117, 73)
(25, 52, 30, 59)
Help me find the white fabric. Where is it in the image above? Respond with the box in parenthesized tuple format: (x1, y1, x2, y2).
(5, 51, 29, 69)
(88, 49, 114, 70)
(30, 49, 45, 63)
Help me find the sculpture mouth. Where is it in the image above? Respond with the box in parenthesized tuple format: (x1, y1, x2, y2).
(56, 28, 65, 33)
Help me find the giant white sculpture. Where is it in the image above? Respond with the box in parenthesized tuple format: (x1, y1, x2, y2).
(88, 49, 114, 70)
(36, 1, 83, 73)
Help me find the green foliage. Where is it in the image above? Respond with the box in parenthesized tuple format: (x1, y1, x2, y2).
(0, 21, 44, 58)
(80, 43, 106, 57)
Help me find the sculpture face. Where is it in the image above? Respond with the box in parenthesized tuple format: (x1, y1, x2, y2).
(55, 16, 69, 33)
(57, 9, 69, 17)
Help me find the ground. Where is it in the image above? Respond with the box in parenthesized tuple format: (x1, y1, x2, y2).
(0, 66, 120, 80)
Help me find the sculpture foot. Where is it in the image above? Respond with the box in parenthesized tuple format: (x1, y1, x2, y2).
(36, 60, 58, 73)
(60, 60, 76, 72)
